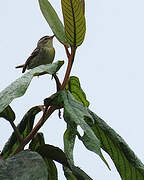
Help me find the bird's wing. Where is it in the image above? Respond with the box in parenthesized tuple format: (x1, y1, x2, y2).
(22, 47, 40, 73)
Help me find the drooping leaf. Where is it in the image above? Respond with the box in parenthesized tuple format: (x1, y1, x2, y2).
(61, 0, 86, 47)
(66, 76, 89, 107)
(0, 61, 64, 114)
(29, 132, 45, 151)
(68, 165, 93, 180)
(29, 133, 58, 180)
(77, 131, 110, 170)
(88, 110, 144, 179)
(63, 167, 77, 180)
(63, 91, 109, 166)
(1, 106, 41, 159)
(37, 144, 69, 168)
(0, 105, 15, 122)
(0, 150, 48, 180)
(44, 90, 64, 110)
(63, 123, 93, 179)
(46, 90, 109, 168)
(38, 0, 69, 46)
(64, 165, 93, 180)
(63, 123, 77, 180)
(63, 123, 77, 163)
(44, 158, 58, 180)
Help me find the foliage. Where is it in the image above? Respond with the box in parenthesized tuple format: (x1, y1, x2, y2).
(0, 0, 144, 179)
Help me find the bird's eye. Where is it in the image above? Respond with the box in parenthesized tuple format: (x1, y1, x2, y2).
(44, 37, 49, 41)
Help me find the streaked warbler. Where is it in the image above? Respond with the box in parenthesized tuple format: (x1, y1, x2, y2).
(16, 35, 55, 73)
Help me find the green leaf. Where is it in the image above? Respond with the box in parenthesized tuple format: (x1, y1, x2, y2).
(68, 166, 93, 180)
(44, 90, 109, 168)
(0, 105, 15, 122)
(38, 0, 69, 46)
(0, 150, 48, 180)
(64, 165, 93, 180)
(62, 91, 105, 161)
(63, 123, 93, 180)
(29, 132, 45, 151)
(77, 131, 110, 170)
(44, 90, 64, 109)
(37, 144, 69, 168)
(61, 0, 86, 47)
(88, 110, 144, 179)
(63, 123, 77, 180)
(0, 61, 64, 114)
(66, 76, 89, 107)
(63, 123, 77, 163)
(44, 158, 58, 180)
(63, 167, 77, 180)
(29, 134, 58, 180)
(1, 106, 41, 159)
(53, 90, 108, 168)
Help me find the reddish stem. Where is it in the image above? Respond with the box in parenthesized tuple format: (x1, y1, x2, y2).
(10, 106, 56, 156)
(64, 45, 71, 58)
(61, 46, 76, 90)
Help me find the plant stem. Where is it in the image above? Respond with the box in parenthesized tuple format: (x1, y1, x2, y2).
(53, 73, 61, 91)
(61, 47, 76, 90)
(9, 120, 23, 144)
(64, 45, 70, 58)
(10, 106, 56, 156)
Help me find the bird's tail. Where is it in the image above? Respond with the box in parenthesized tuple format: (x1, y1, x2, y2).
(15, 64, 24, 68)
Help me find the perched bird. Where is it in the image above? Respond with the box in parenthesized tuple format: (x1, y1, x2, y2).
(16, 35, 55, 73)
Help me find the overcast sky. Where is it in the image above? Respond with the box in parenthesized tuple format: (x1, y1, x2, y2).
(1, 0, 144, 179)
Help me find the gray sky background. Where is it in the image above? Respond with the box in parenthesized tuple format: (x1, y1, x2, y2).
(1, 0, 144, 179)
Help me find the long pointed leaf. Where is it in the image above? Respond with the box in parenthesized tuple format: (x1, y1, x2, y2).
(61, 0, 86, 47)
(37, 144, 69, 168)
(38, 0, 69, 46)
(46, 90, 109, 168)
(44, 158, 58, 180)
(63, 122, 93, 179)
(64, 123, 77, 163)
(88, 110, 144, 179)
(44, 90, 109, 168)
(63, 167, 77, 180)
(0, 61, 64, 114)
(63, 91, 108, 166)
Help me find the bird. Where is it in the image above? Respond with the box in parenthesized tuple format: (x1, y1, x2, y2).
(16, 35, 55, 73)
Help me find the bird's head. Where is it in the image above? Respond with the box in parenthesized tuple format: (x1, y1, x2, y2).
(37, 35, 55, 48)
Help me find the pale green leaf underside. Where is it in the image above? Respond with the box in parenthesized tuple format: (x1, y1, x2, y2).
(38, 0, 69, 46)
(89, 110, 144, 180)
(64, 123, 77, 163)
(0, 61, 64, 114)
(63, 121, 93, 179)
(44, 90, 109, 168)
(62, 90, 109, 168)
(0, 151, 47, 180)
(61, 0, 86, 47)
